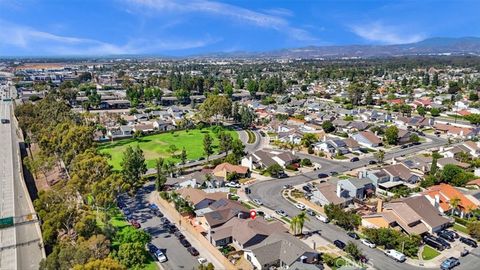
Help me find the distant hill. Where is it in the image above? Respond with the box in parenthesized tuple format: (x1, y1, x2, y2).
(197, 37, 480, 59)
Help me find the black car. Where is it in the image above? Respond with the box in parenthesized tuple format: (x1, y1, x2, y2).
(334, 240, 346, 250)
(350, 157, 359, 162)
(460, 237, 478, 248)
(438, 231, 455, 242)
(368, 160, 377, 165)
(318, 173, 328, 179)
(306, 209, 316, 216)
(187, 247, 199, 256)
(347, 232, 360, 239)
(302, 186, 312, 193)
(277, 172, 288, 179)
(147, 243, 158, 254)
(1, 119, 9, 124)
(444, 230, 459, 239)
(330, 171, 338, 176)
(180, 239, 191, 248)
(174, 231, 185, 239)
(434, 236, 452, 249)
(423, 236, 445, 251)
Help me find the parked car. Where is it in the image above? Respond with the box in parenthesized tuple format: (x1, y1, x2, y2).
(302, 186, 312, 193)
(347, 232, 360, 239)
(180, 239, 191, 248)
(330, 171, 338, 176)
(253, 199, 263, 205)
(1, 119, 9, 124)
(283, 184, 292, 189)
(460, 237, 478, 248)
(438, 231, 455, 242)
(360, 239, 376, 248)
(306, 209, 316, 216)
(225, 182, 240, 188)
(440, 257, 460, 270)
(174, 231, 185, 239)
(315, 214, 329, 223)
(444, 230, 459, 239)
(350, 157, 360, 162)
(197, 257, 208, 264)
(295, 203, 306, 210)
(130, 220, 141, 229)
(187, 247, 199, 256)
(461, 249, 469, 257)
(435, 236, 452, 249)
(334, 240, 346, 250)
(155, 250, 168, 262)
(275, 210, 288, 217)
(384, 249, 406, 262)
(317, 173, 328, 179)
(147, 243, 158, 254)
(423, 235, 445, 251)
(368, 160, 377, 165)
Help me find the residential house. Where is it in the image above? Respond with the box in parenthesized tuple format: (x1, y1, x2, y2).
(153, 119, 175, 131)
(212, 162, 250, 180)
(177, 188, 227, 211)
(351, 131, 382, 148)
(337, 178, 375, 200)
(362, 196, 451, 235)
(311, 181, 351, 207)
(244, 232, 321, 270)
(424, 183, 478, 218)
(437, 157, 470, 170)
(203, 199, 250, 229)
(242, 150, 298, 170)
(397, 129, 413, 145)
(209, 217, 286, 248)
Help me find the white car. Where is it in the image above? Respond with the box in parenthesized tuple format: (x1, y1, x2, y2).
(225, 182, 240, 188)
(295, 203, 306, 210)
(315, 214, 329, 223)
(384, 249, 406, 262)
(360, 239, 376, 248)
(155, 250, 167, 262)
(197, 257, 207, 264)
(253, 199, 263, 205)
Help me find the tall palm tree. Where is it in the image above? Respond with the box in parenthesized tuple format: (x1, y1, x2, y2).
(290, 216, 299, 235)
(296, 211, 310, 235)
(449, 197, 461, 216)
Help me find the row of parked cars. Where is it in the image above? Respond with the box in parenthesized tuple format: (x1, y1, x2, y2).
(158, 211, 200, 257)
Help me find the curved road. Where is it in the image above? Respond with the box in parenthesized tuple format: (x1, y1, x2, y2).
(249, 136, 480, 270)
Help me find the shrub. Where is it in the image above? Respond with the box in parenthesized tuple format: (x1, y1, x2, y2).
(300, 158, 312, 167)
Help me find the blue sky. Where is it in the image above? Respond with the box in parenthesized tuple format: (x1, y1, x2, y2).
(1, 0, 479, 56)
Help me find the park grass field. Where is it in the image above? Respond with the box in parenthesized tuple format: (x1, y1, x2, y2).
(98, 127, 238, 169)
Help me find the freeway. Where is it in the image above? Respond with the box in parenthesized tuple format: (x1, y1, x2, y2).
(249, 135, 480, 270)
(0, 84, 43, 270)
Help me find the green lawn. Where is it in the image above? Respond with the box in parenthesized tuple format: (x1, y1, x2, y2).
(98, 127, 238, 169)
(142, 255, 159, 270)
(453, 223, 469, 234)
(422, 245, 440, 260)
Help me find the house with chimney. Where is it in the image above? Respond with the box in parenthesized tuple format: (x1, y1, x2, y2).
(362, 196, 451, 235)
(244, 232, 321, 270)
(423, 183, 478, 218)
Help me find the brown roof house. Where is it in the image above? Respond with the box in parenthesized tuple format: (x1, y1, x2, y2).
(202, 199, 250, 228)
(208, 217, 286, 249)
(177, 188, 227, 212)
(244, 232, 321, 270)
(362, 196, 451, 235)
(212, 162, 250, 180)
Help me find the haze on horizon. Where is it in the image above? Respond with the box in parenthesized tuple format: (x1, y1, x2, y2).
(0, 0, 479, 56)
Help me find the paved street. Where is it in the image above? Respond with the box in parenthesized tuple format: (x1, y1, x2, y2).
(248, 135, 480, 270)
(0, 85, 43, 270)
(119, 183, 201, 270)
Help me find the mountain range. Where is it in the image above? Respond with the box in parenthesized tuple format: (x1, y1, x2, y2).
(197, 37, 480, 59)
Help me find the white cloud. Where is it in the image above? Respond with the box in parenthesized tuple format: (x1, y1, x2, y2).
(350, 22, 425, 44)
(0, 20, 217, 55)
(127, 0, 317, 41)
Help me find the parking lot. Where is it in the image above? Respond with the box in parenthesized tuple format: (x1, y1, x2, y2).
(118, 183, 200, 270)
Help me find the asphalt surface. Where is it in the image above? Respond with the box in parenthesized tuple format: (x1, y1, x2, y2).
(119, 183, 200, 270)
(249, 135, 480, 270)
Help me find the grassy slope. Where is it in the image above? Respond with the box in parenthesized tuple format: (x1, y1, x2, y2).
(98, 127, 238, 169)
